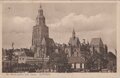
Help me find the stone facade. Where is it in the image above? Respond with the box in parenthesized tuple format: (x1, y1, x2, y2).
(90, 38, 105, 54)
(32, 6, 49, 47)
(31, 5, 54, 58)
(65, 29, 86, 70)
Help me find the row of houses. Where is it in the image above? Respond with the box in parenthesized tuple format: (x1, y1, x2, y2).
(2, 30, 116, 72)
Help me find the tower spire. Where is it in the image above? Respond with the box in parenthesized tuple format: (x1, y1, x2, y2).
(72, 28, 75, 38)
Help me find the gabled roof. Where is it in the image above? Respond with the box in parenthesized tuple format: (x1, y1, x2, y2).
(90, 38, 103, 46)
(41, 37, 55, 46)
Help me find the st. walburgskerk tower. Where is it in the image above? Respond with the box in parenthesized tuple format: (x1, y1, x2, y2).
(31, 5, 54, 58)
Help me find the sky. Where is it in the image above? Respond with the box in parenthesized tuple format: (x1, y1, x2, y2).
(2, 3, 117, 53)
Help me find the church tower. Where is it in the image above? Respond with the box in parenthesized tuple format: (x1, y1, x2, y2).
(30, 5, 55, 66)
(32, 5, 49, 47)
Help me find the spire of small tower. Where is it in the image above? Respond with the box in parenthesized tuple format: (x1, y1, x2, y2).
(72, 28, 75, 38)
(12, 42, 14, 50)
(40, 4, 42, 8)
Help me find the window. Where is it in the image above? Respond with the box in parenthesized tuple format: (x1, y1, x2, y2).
(72, 64, 74, 68)
(82, 63, 84, 69)
(76, 63, 80, 68)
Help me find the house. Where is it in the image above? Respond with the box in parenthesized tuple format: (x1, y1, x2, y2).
(18, 51, 34, 64)
(90, 38, 104, 54)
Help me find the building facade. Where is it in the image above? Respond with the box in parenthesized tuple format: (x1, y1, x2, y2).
(65, 29, 86, 71)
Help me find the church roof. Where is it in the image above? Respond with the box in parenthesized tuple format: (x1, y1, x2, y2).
(90, 38, 103, 46)
(42, 37, 55, 46)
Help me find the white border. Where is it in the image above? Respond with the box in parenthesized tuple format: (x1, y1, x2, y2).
(0, 1, 120, 78)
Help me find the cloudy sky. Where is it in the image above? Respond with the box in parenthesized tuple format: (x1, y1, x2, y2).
(2, 3, 116, 52)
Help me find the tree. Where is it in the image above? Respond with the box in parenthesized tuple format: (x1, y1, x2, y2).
(49, 48, 68, 72)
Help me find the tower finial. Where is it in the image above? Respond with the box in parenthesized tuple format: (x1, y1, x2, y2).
(40, 4, 42, 8)
(38, 3, 43, 15)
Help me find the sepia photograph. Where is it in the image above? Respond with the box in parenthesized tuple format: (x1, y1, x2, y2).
(2, 2, 117, 73)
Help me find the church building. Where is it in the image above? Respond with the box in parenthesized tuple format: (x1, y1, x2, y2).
(65, 29, 86, 71)
(31, 5, 55, 58)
